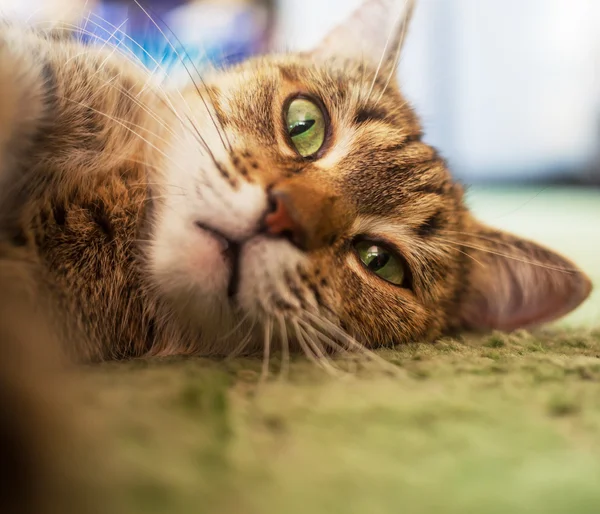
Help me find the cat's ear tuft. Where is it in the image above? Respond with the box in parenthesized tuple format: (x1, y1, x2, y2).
(459, 220, 592, 332)
(309, 0, 416, 71)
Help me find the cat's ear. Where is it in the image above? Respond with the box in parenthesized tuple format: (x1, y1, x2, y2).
(309, 0, 416, 70)
(459, 219, 592, 332)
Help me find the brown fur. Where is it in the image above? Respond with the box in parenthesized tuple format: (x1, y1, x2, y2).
(0, 1, 592, 364)
(0, 2, 593, 508)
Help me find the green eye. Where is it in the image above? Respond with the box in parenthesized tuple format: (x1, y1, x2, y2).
(286, 97, 327, 157)
(354, 241, 406, 286)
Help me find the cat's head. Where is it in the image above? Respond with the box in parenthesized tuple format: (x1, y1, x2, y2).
(147, 0, 592, 352)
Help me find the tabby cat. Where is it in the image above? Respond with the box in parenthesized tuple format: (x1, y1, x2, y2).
(0, 0, 592, 361)
(0, 0, 593, 510)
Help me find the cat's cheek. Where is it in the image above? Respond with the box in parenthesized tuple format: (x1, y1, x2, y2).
(148, 222, 230, 296)
(186, 233, 231, 290)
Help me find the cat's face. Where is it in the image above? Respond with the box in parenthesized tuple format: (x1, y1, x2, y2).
(148, 0, 591, 352)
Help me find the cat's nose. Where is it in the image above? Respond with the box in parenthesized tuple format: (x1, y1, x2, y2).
(261, 181, 352, 252)
(263, 190, 306, 249)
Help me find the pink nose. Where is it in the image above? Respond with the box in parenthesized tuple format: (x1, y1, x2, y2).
(263, 193, 304, 246)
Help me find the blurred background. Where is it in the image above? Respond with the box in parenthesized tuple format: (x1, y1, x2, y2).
(1, 0, 598, 322)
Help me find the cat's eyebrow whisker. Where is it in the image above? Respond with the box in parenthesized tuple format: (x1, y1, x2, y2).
(74, 97, 174, 149)
(438, 229, 521, 267)
(35, 22, 190, 146)
(57, 95, 193, 178)
(440, 229, 536, 251)
(435, 236, 581, 274)
(158, 20, 234, 156)
(357, 55, 369, 107)
(184, 114, 221, 167)
(89, 19, 130, 75)
(41, 24, 190, 143)
(92, 72, 184, 144)
(130, 0, 233, 156)
(435, 241, 485, 268)
(365, 1, 403, 106)
(84, 14, 207, 145)
(373, 0, 415, 107)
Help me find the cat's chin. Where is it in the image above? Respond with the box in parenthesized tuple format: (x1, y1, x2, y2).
(147, 216, 235, 313)
(150, 231, 308, 326)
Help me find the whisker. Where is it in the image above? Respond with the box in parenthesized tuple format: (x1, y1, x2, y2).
(25, 7, 43, 23)
(435, 236, 580, 273)
(65, 95, 172, 148)
(365, 3, 401, 105)
(184, 113, 219, 163)
(142, 6, 234, 155)
(95, 18, 129, 54)
(374, 0, 415, 106)
(87, 19, 218, 164)
(300, 313, 402, 376)
(79, 1, 92, 40)
(225, 322, 255, 359)
(276, 314, 290, 380)
(43, 16, 236, 193)
(93, 73, 184, 143)
(131, 1, 232, 156)
(217, 312, 250, 341)
(435, 239, 485, 268)
(292, 319, 321, 370)
(297, 321, 343, 377)
(34, 22, 186, 144)
(85, 14, 206, 142)
(441, 228, 539, 251)
(261, 317, 273, 381)
(57, 96, 193, 178)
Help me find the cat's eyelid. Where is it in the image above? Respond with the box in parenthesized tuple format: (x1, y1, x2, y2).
(349, 217, 421, 273)
(346, 248, 414, 293)
(350, 218, 412, 249)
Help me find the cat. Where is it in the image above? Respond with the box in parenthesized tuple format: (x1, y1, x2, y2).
(0, 0, 593, 361)
(0, 0, 592, 365)
(0, 0, 593, 510)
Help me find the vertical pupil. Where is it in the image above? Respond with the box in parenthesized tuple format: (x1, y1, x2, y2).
(367, 247, 389, 270)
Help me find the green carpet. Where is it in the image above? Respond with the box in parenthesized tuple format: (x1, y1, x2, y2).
(79, 187, 600, 514)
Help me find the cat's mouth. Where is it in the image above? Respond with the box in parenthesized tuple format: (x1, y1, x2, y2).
(225, 242, 241, 298)
(194, 222, 241, 299)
